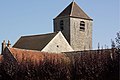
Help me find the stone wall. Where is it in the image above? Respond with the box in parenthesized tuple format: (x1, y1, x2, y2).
(54, 16, 70, 43)
(42, 32, 74, 53)
(70, 18, 92, 51)
(54, 17, 92, 51)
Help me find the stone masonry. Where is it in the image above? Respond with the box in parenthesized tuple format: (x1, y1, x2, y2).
(54, 2, 93, 51)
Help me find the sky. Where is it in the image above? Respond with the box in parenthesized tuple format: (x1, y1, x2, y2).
(0, 0, 119, 52)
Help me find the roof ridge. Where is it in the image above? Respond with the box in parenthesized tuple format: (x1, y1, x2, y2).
(64, 48, 113, 53)
(7, 47, 18, 61)
(21, 32, 58, 38)
(70, 2, 74, 16)
(9, 47, 44, 53)
(9, 47, 62, 54)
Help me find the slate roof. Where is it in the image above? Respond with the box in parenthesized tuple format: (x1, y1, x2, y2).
(13, 32, 58, 51)
(55, 2, 92, 20)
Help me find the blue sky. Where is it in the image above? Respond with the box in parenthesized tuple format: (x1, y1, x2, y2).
(0, 0, 119, 52)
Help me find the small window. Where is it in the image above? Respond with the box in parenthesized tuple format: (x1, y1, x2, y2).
(57, 45, 59, 48)
(60, 20, 64, 31)
(80, 21, 85, 31)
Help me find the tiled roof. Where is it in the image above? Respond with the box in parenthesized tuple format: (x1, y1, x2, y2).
(13, 32, 58, 51)
(8, 47, 45, 63)
(8, 47, 66, 64)
(0, 55, 3, 63)
(5, 47, 117, 66)
(55, 2, 92, 20)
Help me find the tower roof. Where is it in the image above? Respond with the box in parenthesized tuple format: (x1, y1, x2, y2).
(55, 2, 93, 20)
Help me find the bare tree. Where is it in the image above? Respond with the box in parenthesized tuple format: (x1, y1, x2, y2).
(111, 39, 116, 48)
(115, 31, 120, 49)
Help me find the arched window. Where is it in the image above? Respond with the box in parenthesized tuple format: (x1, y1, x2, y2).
(60, 20, 64, 31)
(80, 21, 85, 31)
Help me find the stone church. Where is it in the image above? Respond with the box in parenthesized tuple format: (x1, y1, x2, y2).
(2, 1, 93, 53)
(54, 1, 93, 51)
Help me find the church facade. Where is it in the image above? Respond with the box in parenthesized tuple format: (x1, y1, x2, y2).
(13, 31, 73, 53)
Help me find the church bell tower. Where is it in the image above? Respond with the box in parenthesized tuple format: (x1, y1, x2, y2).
(53, 1, 93, 51)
